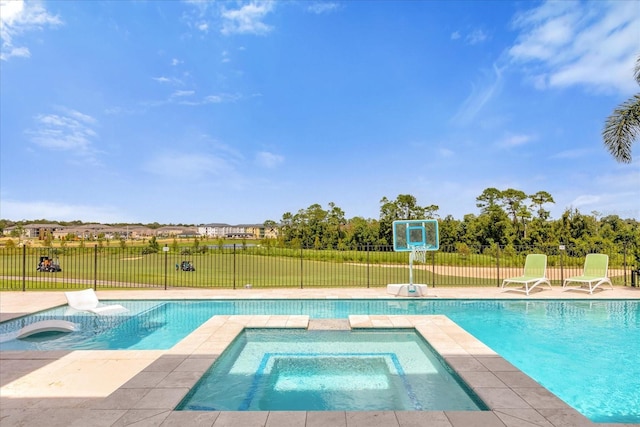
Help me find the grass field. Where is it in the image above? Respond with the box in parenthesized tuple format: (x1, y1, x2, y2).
(0, 243, 633, 290)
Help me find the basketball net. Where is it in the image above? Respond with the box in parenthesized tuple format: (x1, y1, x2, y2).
(410, 245, 427, 264)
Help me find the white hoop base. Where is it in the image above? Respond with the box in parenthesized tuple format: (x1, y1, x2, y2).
(386, 283, 428, 297)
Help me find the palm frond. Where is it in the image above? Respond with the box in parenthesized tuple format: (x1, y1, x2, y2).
(602, 94, 640, 163)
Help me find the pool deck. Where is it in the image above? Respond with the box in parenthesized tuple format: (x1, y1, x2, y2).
(1, 285, 639, 427)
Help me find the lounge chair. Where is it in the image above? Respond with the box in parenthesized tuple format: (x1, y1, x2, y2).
(17, 320, 79, 339)
(562, 254, 613, 294)
(501, 254, 551, 295)
(65, 288, 128, 314)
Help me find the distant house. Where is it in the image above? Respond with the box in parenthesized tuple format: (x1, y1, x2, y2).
(4, 223, 63, 239)
(127, 226, 155, 239)
(53, 224, 113, 240)
(156, 226, 199, 238)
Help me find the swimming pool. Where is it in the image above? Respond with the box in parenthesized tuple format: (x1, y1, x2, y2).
(0, 299, 638, 423)
(177, 329, 487, 411)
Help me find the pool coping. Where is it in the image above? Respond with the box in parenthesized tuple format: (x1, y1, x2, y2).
(3, 287, 638, 426)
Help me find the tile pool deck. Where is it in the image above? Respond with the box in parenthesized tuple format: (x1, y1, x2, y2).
(1, 286, 639, 427)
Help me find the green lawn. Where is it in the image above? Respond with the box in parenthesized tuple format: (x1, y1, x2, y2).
(0, 245, 629, 291)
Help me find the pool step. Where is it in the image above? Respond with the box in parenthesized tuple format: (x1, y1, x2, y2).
(307, 319, 351, 330)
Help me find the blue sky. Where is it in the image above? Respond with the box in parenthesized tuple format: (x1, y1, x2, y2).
(1, 0, 639, 225)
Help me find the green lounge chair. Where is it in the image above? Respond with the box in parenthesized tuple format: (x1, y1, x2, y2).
(501, 254, 551, 295)
(562, 253, 613, 294)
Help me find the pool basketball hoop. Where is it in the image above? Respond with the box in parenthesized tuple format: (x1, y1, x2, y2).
(387, 220, 439, 297)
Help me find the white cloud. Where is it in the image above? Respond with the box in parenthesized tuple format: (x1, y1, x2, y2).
(221, 1, 274, 35)
(451, 63, 504, 125)
(0, 0, 63, 60)
(177, 93, 240, 106)
(171, 58, 182, 66)
(255, 151, 284, 168)
(0, 199, 128, 223)
(307, 2, 339, 14)
(467, 29, 488, 45)
(451, 28, 489, 45)
(153, 76, 184, 85)
(497, 133, 536, 148)
(551, 148, 592, 159)
(509, 0, 640, 94)
(143, 151, 239, 180)
(203, 95, 223, 103)
(5, 45, 29, 58)
(171, 90, 195, 97)
(571, 194, 600, 207)
(26, 108, 98, 154)
(595, 168, 640, 191)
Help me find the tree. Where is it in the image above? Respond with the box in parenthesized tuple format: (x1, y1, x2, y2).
(379, 194, 432, 244)
(500, 188, 528, 224)
(438, 215, 462, 249)
(530, 191, 555, 220)
(476, 188, 503, 214)
(603, 55, 640, 163)
(324, 202, 346, 248)
(147, 236, 160, 253)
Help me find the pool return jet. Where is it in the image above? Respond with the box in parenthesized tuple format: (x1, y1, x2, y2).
(386, 219, 439, 297)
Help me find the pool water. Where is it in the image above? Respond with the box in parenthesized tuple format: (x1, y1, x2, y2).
(0, 299, 638, 423)
(177, 329, 487, 411)
(0, 301, 214, 350)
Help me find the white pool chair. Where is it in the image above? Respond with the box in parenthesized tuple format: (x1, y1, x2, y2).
(65, 289, 128, 315)
(17, 320, 79, 339)
(501, 254, 552, 296)
(562, 254, 613, 294)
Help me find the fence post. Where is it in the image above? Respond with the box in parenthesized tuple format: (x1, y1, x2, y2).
(300, 246, 304, 289)
(623, 242, 628, 286)
(366, 245, 370, 288)
(559, 245, 565, 285)
(164, 244, 168, 291)
(431, 251, 436, 288)
(94, 245, 98, 290)
(22, 244, 26, 292)
(496, 247, 500, 287)
(233, 244, 236, 290)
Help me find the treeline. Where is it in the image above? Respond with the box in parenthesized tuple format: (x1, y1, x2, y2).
(266, 190, 640, 261)
(2, 188, 639, 262)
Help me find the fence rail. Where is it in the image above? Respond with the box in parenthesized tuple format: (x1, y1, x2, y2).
(0, 243, 637, 291)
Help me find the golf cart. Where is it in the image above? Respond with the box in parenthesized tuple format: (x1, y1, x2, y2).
(177, 260, 195, 272)
(37, 256, 62, 273)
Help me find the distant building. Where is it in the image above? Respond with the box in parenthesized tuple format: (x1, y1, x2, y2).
(197, 223, 277, 239)
(156, 226, 199, 238)
(3, 221, 276, 241)
(3, 223, 63, 239)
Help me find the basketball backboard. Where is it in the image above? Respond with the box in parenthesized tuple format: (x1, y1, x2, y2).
(392, 219, 439, 252)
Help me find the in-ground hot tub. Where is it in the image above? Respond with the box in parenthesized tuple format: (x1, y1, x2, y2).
(177, 328, 488, 411)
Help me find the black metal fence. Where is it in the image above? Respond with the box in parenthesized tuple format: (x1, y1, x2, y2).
(0, 243, 637, 291)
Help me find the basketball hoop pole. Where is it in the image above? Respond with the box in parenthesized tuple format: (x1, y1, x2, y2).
(409, 246, 427, 287)
(409, 250, 415, 286)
